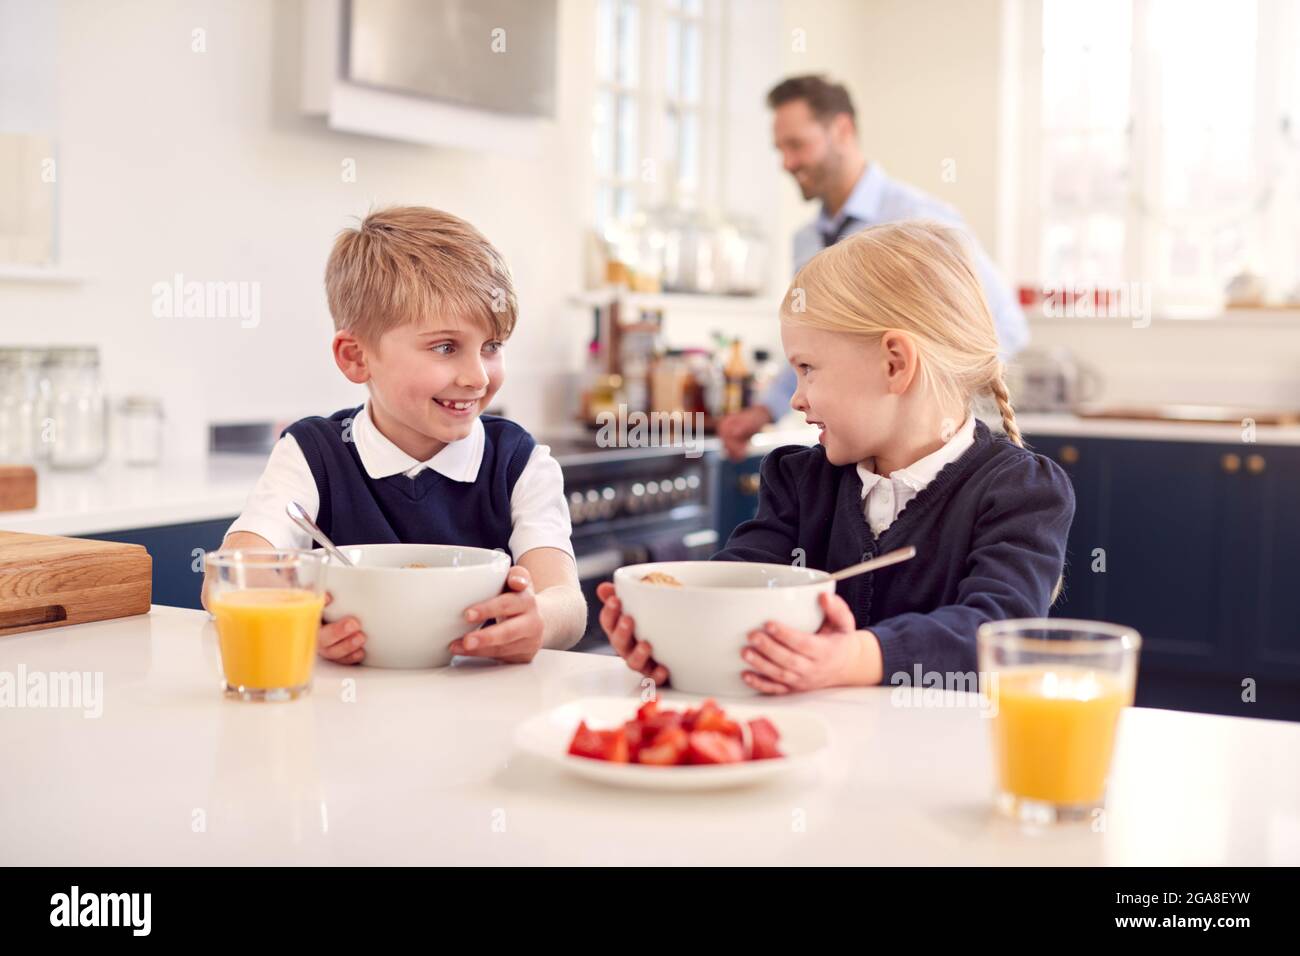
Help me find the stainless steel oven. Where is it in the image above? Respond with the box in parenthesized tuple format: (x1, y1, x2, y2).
(544, 438, 720, 653)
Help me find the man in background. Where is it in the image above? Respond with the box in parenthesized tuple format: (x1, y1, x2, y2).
(717, 75, 1028, 460)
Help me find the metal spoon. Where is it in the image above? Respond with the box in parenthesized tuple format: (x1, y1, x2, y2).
(285, 500, 354, 567)
(828, 545, 917, 582)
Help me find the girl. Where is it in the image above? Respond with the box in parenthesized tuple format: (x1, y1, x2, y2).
(596, 220, 1074, 693)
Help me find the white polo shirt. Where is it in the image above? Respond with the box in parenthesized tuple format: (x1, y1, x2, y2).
(856, 414, 976, 537)
(227, 402, 575, 562)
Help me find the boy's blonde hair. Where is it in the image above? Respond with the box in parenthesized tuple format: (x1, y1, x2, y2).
(325, 206, 517, 344)
(780, 219, 1022, 446)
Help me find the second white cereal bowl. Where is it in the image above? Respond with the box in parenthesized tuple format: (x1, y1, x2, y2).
(322, 543, 510, 669)
(612, 561, 836, 697)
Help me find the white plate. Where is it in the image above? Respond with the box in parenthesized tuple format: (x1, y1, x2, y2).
(514, 696, 831, 790)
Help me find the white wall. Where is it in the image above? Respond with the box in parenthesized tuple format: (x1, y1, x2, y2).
(776, 0, 1006, 265)
(769, 0, 1300, 411)
(0, 0, 594, 460)
(5, 0, 1296, 456)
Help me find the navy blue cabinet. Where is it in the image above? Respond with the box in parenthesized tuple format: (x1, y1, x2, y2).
(1025, 432, 1300, 721)
(1021, 435, 1104, 620)
(715, 452, 765, 547)
(1229, 444, 1300, 682)
(82, 518, 234, 610)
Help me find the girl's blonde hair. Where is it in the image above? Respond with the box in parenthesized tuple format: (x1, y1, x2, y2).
(780, 219, 1022, 446)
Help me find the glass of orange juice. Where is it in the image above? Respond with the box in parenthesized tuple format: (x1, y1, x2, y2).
(977, 619, 1141, 825)
(205, 550, 327, 702)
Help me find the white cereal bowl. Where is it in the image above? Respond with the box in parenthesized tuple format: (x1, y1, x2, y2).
(322, 543, 510, 669)
(613, 561, 836, 697)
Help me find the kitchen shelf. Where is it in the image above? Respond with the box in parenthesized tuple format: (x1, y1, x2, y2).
(1028, 307, 1300, 327)
(0, 264, 84, 285)
(570, 288, 781, 316)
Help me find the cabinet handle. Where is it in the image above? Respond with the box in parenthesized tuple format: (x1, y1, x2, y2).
(1058, 445, 1079, 465)
(1246, 453, 1266, 474)
(1221, 453, 1241, 474)
(738, 473, 761, 495)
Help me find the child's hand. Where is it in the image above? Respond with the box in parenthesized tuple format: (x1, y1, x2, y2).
(740, 591, 882, 694)
(318, 592, 366, 665)
(450, 565, 543, 663)
(596, 582, 670, 686)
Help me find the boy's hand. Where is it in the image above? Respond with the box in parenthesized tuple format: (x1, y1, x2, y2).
(740, 591, 882, 694)
(450, 565, 543, 663)
(596, 581, 670, 686)
(318, 592, 366, 665)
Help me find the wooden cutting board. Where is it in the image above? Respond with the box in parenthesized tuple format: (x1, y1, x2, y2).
(0, 531, 152, 637)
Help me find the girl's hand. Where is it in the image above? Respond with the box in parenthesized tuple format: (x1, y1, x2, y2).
(450, 566, 544, 663)
(741, 591, 883, 694)
(595, 581, 670, 686)
(318, 592, 366, 665)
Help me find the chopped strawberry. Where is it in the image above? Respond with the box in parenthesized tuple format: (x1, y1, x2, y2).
(622, 720, 644, 759)
(566, 702, 784, 766)
(638, 725, 689, 765)
(687, 730, 745, 764)
(568, 722, 630, 762)
(748, 718, 783, 760)
(567, 721, 605, 760)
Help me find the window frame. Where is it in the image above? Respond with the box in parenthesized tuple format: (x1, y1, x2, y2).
(592, 0, 727, 233)
(1013, 0, 1300, 315)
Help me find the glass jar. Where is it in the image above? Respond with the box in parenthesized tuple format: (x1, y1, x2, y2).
(118, 396, 164, 466)
(0, 347, 43, 463)
(45, 346, 107, 469)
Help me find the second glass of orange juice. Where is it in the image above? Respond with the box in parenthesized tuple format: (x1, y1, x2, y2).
(978, 619, 1141, 825)
(205, 550, 327, 702)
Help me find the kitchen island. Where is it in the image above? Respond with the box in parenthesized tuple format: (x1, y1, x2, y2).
(1, 606, 1296, 866)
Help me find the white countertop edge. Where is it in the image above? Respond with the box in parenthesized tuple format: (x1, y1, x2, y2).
(5, 414, 1299, 541)
(754, 415, 1300, 449)
(1014, 413, 1300, 445)
(1, 499, 246, 537)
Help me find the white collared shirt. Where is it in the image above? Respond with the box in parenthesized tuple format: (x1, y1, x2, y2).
(856, 415, 976, 537)
(227, 402, 575, 562)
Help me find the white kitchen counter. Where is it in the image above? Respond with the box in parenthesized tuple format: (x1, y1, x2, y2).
(1016, 413, 1300, 445)
(754, 413, 1300, 450)
(4, 412, 1298, 539)
(0, 456, 264, 537)
(2, 606, 1297, 866)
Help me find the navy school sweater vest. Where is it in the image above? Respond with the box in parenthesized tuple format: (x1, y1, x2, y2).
(283, 406, 535, 557)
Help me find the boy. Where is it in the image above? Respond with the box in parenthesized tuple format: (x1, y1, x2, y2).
(204, 207, 586, 662)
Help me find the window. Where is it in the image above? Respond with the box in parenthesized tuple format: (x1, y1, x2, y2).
(592, 0, 724, 232)
(1017, 0, 1300, 314)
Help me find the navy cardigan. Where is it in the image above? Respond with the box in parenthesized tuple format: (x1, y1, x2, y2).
(712, 420, 1075, 681)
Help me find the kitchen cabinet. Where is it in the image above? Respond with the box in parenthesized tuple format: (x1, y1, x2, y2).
(82, 517, 234, 611)
(1025, 432, 1300, 721)
(715, 451, 764, 546)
